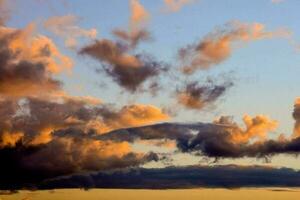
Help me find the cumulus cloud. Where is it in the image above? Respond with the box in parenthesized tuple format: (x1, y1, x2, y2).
(0, 96, 167, 189)
(0, 24, 73, 96)
(179, 21, 291, 74)
(163, 0, 195, 12)
(0, 96, 169, 147)
(0, 135, 158, 190)
(44, 15, 97, 48)
(176, 80, 233, 110)
(215, 115, 278, 144)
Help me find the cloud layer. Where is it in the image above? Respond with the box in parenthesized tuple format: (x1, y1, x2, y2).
(36, 165, 300, 189)
(1, 0, 300, 191)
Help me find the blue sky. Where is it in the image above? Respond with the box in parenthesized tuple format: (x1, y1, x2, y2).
(4, 1, 300, 190)
(6, 0, 300, 135)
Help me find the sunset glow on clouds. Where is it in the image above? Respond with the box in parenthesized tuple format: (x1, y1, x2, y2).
(1, 0, 300, 193)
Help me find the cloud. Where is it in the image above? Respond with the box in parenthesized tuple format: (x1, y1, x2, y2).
(113, 0, 150, 48)
(130, 0, 149, 30)
(176, 79, 233, 110)
(0, 95, 167, 189)
(0, 95, 169, 147)
(80, 0, 170, 93)
(0, 134, 158, 190)
(0, 24, 73, 96)
(0, 93, 168, 190)
(179, 21, 291, 74)
(163, 0, 195, 12)
(271, 0, 285, 4)
(40, 165, 300, 189)
(224, 115, 278, 143)
(99, 113, 300, 159)
(0, 4, 169, 190)
(44, 15, 97, 48)
(112, 28, 150, 49)
(80, 39, 168, 92)
(0, 0, 9, 25)
(293, 98, 300, 137)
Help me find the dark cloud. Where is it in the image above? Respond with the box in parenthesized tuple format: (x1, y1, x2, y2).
(293, 99, 300, 137)
(0, 96, 169, 146)
(0, 136, 158, 190)
(40, 165, 300, 189)
(80, 39, 168, 92)
(79, 0, 167, 93)
(176, 80, 233, 110)
(0, 97, 167, 189)
(99, 120, 300, 159)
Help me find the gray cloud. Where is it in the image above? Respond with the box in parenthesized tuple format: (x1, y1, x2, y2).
(176, 80, 233, 110)
(80, 39, 168, 92)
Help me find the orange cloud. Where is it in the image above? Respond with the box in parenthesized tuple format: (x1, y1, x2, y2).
(0, 131, 23, 148)
(130, 0, 149, 31)
(0, 23, 73, 97)
(215, 115, 278, 144)
(179, 21, 291, 74)
(163, 0, 195, 12)
(2, 24, 73, 73)
(88, 104, 170, 134)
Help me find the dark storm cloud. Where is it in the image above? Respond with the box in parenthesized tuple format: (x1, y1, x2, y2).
(176, 80, 233, 110)
(80, 39, 168, 92)
(40, 165, 300, 189)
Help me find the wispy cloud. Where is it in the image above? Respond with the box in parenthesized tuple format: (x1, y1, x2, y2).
(163, 0, 195, 12)
(44, 15, 97, 49)
(179, 21, 291, 74)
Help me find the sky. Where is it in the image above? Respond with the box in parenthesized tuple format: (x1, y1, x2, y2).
(1, 0, 300, 191)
